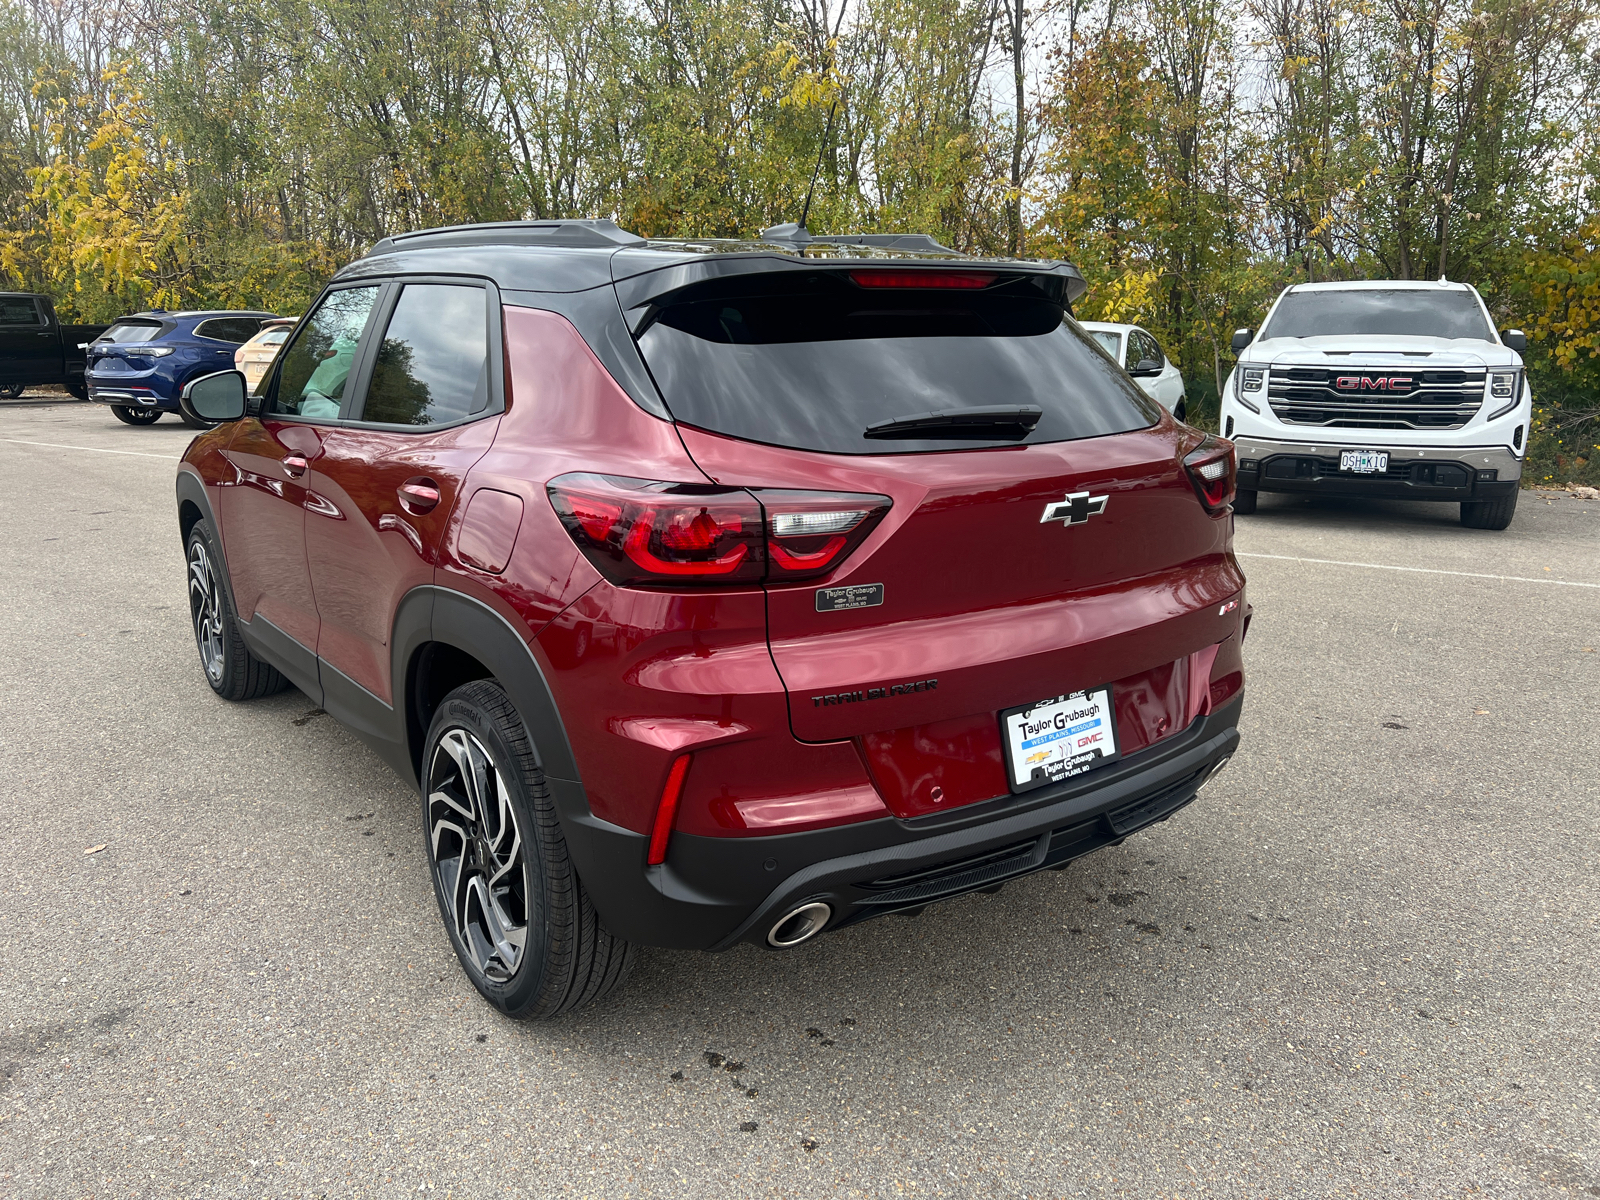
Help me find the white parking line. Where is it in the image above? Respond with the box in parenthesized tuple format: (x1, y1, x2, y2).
(0, 438, 181, 460)
(1238, 551, 1600, 589)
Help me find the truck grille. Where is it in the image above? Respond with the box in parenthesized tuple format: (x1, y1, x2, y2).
(1268, 365, 1485, 430)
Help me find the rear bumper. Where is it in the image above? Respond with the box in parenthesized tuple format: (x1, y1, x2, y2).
(87, 369, 178, 409)
(1235, 437, 1521, 501)
(88, 388, 177, 410)
(559, 693, 1242, 951)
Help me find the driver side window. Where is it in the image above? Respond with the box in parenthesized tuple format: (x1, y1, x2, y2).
(270, 286, 379, 416)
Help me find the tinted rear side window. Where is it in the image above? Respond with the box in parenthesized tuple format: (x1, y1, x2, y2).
(0, 297, 42, 326)
(1262, 289, 1493, 341)
(635, 272, 1159, 454)
(195, 317, 263, 344)
(359, 284, 490, 426)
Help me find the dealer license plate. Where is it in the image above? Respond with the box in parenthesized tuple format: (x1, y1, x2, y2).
(1001, 687, 1120, 794)
(1339, 449, 1389, 474)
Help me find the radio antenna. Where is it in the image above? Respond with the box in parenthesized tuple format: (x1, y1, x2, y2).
(798, 100, 839, 234)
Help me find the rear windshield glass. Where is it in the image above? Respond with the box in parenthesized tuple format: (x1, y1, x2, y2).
(1088, 330, 1121, 360)
(1262, 289, 1493, 341)
(635, 272, 1159, 454)
(102, 321, 164, 343)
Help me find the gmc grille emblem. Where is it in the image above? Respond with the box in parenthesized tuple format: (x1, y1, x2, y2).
(1040, 490, 1109, 527)
(1334, 375, 1413, 392)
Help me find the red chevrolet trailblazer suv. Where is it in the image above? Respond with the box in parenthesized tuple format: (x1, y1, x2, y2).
(174, 220, 1247, 1018)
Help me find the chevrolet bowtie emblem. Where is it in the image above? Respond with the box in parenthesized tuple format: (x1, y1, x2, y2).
(1040, 491, 1108, 526)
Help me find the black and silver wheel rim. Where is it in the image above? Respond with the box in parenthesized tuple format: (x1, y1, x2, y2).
(187, 539, 226, 684)
(427, 729, 529, 982)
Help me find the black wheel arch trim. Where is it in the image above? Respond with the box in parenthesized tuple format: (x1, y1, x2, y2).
(175, 468, 238, 619)
(393, 585, 584, 786)
(392, 586, 640, 931)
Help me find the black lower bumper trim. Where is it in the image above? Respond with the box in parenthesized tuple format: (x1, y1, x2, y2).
(562, 694, 1242, 952)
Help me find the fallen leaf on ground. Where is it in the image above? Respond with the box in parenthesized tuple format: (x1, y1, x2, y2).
(83, 844, 106, 855)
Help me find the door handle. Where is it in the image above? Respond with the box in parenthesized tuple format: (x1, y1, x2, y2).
(283, 454, 309, 477)
(399, 479, 441, 513)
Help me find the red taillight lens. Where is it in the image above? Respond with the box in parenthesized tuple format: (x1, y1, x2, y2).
(548, 475, 890, 588)
(1184, 438, 1237, 513)
(548, 475, 765, 587)
(849, 270, 997, 290)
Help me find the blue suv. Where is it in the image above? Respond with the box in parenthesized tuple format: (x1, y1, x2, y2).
(87, 310, 278, 426)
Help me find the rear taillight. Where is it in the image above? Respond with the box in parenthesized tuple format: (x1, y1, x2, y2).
(1183, 438, 1237, 513)
(548, 475, 765, 587)
(761, 490, 891, 581)
(547, 474, 890, 588)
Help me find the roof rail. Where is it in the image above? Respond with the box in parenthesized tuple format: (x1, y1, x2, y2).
(371, 219, 644, 255)
(758, 223, 957, 254)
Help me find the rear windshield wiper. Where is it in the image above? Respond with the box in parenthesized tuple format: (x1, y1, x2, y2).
(863, 405, 1043, 440)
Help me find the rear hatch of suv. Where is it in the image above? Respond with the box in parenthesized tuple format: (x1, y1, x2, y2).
(624, 262, 1244, 818)
(89, 317, 170, 381)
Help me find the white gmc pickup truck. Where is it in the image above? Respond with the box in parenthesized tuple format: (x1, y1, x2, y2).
(1218, 279, 1530, 530)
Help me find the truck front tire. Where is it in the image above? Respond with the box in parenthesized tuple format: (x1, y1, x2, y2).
(1460, 490, 1518, 530)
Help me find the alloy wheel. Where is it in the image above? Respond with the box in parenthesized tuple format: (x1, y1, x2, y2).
(187, 538, 226, 684)
(427, 729, 529, 982)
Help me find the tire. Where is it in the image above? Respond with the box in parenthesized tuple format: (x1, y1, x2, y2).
(66, 380, 87, 400)
(1460, 489, 1518, 530)
(1232, 488, 1258, 515)
(111, 405, 162, 425)
(185, 519, 289, 700)
(0, 383, 24, 399)
(422, 680, 636, 1019)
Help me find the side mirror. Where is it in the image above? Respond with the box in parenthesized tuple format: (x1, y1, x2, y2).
(1131, 357, 1162, 377)
(1501, 329, 1527, 352)
(1231, 328, 1254, 353)
(180, 369, 247, 425)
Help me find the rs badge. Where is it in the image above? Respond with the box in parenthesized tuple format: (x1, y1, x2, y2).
(1040, 491, 1108, 527)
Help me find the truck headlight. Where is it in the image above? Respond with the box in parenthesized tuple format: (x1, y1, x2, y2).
(1233, 365, 1264, 413)
(1486, 369, 1521, 420)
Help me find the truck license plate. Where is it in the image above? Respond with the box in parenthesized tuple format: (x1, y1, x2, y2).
(1339, 450, 1388, 474)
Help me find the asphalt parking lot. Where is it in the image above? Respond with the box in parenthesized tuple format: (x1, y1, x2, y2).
(2, 399, 1597, 1199)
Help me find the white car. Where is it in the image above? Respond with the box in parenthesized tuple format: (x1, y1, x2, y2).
(1218, 279, 1529, 529)
(1079, 320, 1188, 416)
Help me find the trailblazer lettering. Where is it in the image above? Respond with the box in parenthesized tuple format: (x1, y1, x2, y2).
(1333, 375, 1413, 392)
(811, 678, 938, 707)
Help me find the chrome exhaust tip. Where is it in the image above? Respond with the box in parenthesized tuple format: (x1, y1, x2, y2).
(1197, 753, 1233, 792)
(767, 901, 832, 948)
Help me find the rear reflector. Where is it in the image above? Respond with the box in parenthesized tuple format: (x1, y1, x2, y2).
(647, 754, 693, 865)
(1183, 438, 1237, 513)
(849, 270, 997, 290)
(548, 474, 889, 587)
